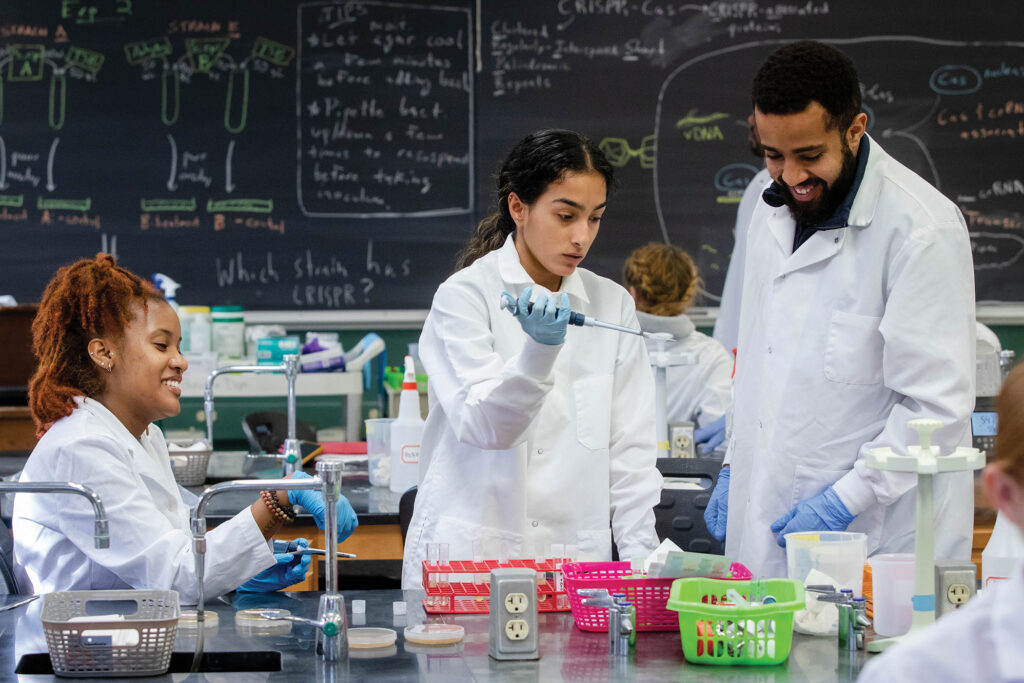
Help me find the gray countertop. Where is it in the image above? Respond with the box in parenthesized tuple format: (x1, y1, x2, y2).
(4, 590, 874, 681)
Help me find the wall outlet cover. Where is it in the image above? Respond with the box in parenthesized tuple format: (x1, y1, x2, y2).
(489, 568, 539, 660)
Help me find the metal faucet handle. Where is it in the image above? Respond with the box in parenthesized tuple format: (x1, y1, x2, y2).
(255, 610, 341, 636)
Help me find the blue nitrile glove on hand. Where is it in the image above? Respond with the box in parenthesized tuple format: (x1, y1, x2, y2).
(237, 538, 312, 592)
(695, 415, 727, 453)
(287, 472, 359, 542)
(506, 286, 570, 346)
(703, 466, 730, 542)
(770, 486, 855, 547)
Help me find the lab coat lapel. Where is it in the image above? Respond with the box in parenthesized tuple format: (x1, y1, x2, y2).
(778, 227, 847, 277)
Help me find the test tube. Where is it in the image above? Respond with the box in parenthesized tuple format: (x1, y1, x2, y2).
(473, 539, 485, 586)
(437, 542, 450, 603)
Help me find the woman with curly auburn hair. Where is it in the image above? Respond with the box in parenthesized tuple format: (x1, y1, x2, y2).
(13, 254, 356, 601)
(622, 242, 734, 453)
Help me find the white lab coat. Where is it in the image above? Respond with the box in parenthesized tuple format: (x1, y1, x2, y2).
(725, 136, 975, 578)
(713, 167, 772, 353)
(402, 235, 662, 589)
(637, 311, 733, 429)
(13, 397, 275, 602)
(858, 561, 1024, 682)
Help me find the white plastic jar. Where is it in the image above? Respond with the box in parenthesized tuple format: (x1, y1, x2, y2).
(211, 305, 245, 360)
(179, 305, 212, 353)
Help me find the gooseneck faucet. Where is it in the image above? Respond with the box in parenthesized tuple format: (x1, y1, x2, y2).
(189, 464, 345, 670)
(203, 354, 302, 476)
(0, 482, 108, 548)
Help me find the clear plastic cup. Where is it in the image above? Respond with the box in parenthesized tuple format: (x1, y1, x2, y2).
(365, 418, 394, 487)
(869, 553, 915, 637)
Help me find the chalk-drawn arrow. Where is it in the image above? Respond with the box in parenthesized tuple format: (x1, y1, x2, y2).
(46, 137, 59, 191)
(0, 136, 7, 190)
(166, 134, 177, 191)
(225, 139, 236, 193)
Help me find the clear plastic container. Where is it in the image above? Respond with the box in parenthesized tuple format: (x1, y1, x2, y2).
(785, 531, 867, 595)
(868, 553, 915, 637)
(365, 418, 394, 487)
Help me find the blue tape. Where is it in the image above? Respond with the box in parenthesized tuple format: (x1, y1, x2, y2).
(912, 594, 935, 611)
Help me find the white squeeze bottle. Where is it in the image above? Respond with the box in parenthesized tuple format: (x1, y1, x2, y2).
(389, 355, 424, 493)
(982, 512, 1024, 588)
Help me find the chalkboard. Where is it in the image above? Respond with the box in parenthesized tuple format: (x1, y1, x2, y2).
(0, 1, 1022, 309)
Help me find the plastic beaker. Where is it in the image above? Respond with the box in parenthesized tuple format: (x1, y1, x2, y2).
(869, 553, 915, 637)
(365, 418, 394, 487)
(785, 531, 867, 595)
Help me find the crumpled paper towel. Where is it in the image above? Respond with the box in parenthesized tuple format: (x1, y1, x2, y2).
(793, 568, 840, 636)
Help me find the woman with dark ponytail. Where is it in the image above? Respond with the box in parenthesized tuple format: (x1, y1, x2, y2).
(402, 129, 662, 588)
(14, 254, 356, 600)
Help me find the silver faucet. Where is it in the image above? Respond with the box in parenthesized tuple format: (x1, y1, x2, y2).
(0, 481, 108, 548)
(204, 354, 302, 476)
(189, 462, 346, 671)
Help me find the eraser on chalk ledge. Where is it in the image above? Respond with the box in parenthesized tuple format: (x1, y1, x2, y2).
(392, 601, 407, 615)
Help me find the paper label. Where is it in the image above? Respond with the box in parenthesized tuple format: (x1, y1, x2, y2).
(401, 445, 420, 464)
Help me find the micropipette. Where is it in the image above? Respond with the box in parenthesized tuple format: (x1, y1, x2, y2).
(500, 293, 674, 342)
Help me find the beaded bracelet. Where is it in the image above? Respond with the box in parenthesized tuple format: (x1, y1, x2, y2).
(260, 489, 296, 523)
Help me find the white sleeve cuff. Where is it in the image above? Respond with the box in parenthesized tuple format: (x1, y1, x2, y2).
(515, 336, 561, 379)
(832, 471, 878, 517)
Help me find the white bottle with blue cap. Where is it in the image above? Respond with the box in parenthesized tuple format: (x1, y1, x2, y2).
(152, 273, 181, 314)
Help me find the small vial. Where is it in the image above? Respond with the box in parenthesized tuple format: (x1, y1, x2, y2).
(392, 601, 407, 616)
(352, 599, 366, 614)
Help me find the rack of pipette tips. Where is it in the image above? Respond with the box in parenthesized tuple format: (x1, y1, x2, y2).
(422, 558, 572, 614)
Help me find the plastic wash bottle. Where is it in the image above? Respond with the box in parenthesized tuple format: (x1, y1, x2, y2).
(389, 355, 424, 493)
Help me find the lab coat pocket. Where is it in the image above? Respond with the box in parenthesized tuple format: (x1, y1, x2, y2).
(575, 528, 612, 562)
(823, 310, 884, 385)
(574, 374, 613, 451)
(792, 464, 848, 509)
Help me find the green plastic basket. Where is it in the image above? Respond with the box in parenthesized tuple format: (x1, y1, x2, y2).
(666, 577, 804, 666)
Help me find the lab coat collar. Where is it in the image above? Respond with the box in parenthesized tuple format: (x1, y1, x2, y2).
(636, 311, 695, 340)
(496, 233, 590, 306)
(75, 396, 149, 449)
(991, 560, 1024, 678)
(846, 133, 883, 228)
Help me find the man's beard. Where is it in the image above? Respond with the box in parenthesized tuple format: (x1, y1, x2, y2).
(778, 142, 858, 228)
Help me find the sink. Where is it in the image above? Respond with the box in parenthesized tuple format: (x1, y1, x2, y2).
(16, 650, 282, 674)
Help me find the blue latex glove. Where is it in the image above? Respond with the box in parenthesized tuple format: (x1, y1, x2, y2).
(769, 486, 855, 547)
(237, 538, 312, 592)
(703, 466, 730, 542)
(506, 286, 570, 346)
(287, 472, 359, 542)
(694, 415, 727, 453)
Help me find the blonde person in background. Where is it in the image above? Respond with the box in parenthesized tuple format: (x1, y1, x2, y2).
(622, 243, 733, 452)
(859, 362, 1024, 681)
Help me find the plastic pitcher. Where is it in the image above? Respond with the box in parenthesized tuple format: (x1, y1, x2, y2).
(365, 418, 394, 487)
(869, 553, 915, 637)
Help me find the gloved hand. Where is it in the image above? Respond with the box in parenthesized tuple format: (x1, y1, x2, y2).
(770, 486, 855, 547)
(287, 472, 359, 542)
(703, 466, 730, 542)
(506, 286, 570, 346)
(237, 538, 312, 592)
(695, 415, 727, 453)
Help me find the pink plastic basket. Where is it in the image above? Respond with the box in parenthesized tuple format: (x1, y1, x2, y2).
(564, 560, 752, 632)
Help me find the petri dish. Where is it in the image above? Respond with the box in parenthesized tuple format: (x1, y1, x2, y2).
(403, 623, 465, 646)
(178, 610, 219, 630)
(349, 627, 398, 649)
(234, 608, 292, 636)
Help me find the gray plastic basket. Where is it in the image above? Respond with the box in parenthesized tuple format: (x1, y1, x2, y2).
(167, 441, 212, 486)
(41, 589, 179, 677)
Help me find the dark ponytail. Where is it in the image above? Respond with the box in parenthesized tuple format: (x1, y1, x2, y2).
(454, 128, 615, 271)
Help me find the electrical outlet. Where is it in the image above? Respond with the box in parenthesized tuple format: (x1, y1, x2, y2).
(504, 592, 528, 614)
(505, 619, 530, 639)
(934, 561, 977, 618)
(489, 568, 539, 660)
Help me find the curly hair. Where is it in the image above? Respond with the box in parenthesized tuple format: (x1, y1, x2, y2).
(752, 40, 861, 133)
(622, 243, 702, 317)
(28, 253, 163, 436)
(454, 128, 616, 271)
